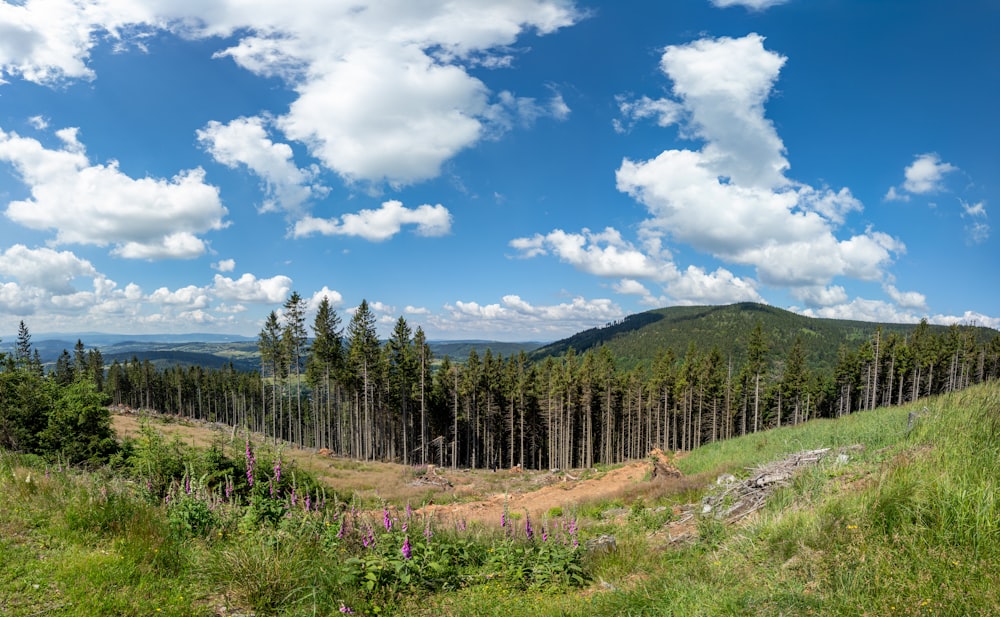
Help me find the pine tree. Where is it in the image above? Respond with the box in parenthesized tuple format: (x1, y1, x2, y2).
(306, 296, 343, 451)
(347, 300, 381, 460)
(282, 292, 308, 446)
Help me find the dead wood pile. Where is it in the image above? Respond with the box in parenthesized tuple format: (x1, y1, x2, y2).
(701, 447, 834, 522)
(410, 464, 453, 488)
(649, 448, 683, 480)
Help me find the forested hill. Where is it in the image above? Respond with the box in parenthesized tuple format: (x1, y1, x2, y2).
(531, 302, 998, 373)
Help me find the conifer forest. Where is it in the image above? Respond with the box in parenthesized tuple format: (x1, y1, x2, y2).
(4, 296, 999, 471)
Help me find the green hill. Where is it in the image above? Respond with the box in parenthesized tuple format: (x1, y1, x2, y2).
(531, 302, 997, 373)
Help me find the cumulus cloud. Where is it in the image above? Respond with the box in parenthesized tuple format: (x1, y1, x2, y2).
(432, 294, 624, 339)
(211, 273, 293, 304)
(0, 127, 227, 259)
(0, 244, 97, 294)
(798, 297, 923, 324)
(197, 116, 326, 215)
(148, 285, 211, 309)
(884, 284, 927, 310)
(0, 0, 149, 85)
(210, 1, 581, 185)
(665, 265, 762, 304)
(612, 34, 904, 290)
(294, 200, 452, 241)
(212, 259, 236, 272)
(902, 153, 957, 194)
(2, 1, 580, 186)
(510, 228, 667, 279)
(306, 286, 344, 313)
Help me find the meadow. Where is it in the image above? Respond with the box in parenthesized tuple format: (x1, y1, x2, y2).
(2, 381, 998, 616)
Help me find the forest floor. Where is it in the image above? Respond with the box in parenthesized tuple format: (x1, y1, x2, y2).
(111, 411, 695, 526)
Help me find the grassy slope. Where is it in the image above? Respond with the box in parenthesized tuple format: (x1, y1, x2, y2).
(410, 381, 1000, 616)
(2, 382, 998, 616)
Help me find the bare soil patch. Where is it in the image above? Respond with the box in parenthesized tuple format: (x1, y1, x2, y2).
(111, 411, 682, 521)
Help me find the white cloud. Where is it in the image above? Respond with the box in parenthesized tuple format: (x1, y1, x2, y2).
(615, 95, 683, 133)
(294, 200, 452, 241)
(902, 153, 957, 194)
(961, 200, 990, 243)
(0, 244, 97, 294)
(510, 228, 668, 279)
(790, 285, 849, 308)
(0, 0, 125, 84)
(665, 265, 762, 304)
(213, 1, 581, 185)
(965, 221, 990, 244)
(962, 200, 987, 218)
(884, 284, 927, 310)
(0, 127, 227, 259)
(2, 1, 581, 186)
(212, 273, 293, 304)
(213, 259, 236, 272)
(306, 286, 344, 314)
(27, 115, 47, 130)
(928, 310, 1000, 330)
(434, 294, 624, 339)
(149, 285, 211, 309)
(613, 278, 650, 296)
(798, 298, 922, 324)
(612, 34, 904, 290)
(197, 116, 325, 215)
(710, 0, 790, 10)
(883, 186, 909, 203)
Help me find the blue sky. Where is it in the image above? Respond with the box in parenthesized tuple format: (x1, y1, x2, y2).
(0, 0, 997, 341)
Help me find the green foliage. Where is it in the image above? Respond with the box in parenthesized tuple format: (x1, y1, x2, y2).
(532, 302, 996, 374)
(0, 368, 52, 454)
(166, 494, 217, 537)
(39, 381, 118, 467)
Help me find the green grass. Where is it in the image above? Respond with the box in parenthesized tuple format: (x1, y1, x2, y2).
(3, 382, 999, 615)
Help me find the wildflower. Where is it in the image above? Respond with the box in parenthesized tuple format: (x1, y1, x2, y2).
(304, 494, 312, 511)
(384, 507, 393, 532)
(401, 535, 412, 560)
(337, 518, 346, 540)
(245, 437, 256, 488)
(423, 519, 434, 540)
(405, 502, 413, 520)
(339, 604, 354, 614)
(525, 514, 534, 540)
(541, 524, 548, 542)
(273, 456, 282, 484)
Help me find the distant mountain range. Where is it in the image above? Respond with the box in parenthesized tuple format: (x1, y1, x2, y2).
(0, 332, 544, 373)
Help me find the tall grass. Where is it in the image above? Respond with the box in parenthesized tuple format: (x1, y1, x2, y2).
(3, 382, 999, 616)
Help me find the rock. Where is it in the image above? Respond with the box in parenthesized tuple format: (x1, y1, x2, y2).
(585, 534, 617, 555)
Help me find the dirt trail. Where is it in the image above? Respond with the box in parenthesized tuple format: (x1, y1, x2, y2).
(111, 411, 671, 523)
(418, 462, 651, 525)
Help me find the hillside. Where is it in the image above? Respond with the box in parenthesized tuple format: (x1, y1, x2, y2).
(531, 302, 997, 372)
(3, 381, 998, 615)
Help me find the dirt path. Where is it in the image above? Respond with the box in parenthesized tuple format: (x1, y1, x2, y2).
(418, 462, 651, 525)
(111, 411, 667, 523)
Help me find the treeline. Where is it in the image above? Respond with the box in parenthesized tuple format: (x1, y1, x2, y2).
(0, 322, 118, 466)
(4, 300, 1000, 471)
